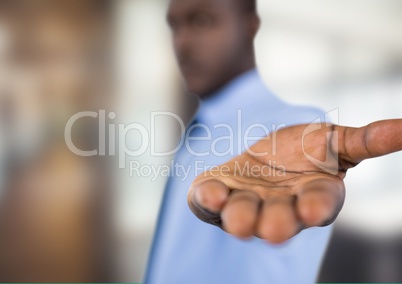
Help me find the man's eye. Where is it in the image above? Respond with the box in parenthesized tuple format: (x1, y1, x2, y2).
(190, 13, 214, 30)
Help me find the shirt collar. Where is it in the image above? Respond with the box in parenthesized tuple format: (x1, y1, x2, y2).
(195, 68, 272, 126)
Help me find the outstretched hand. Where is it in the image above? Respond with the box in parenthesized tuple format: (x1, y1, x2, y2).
(188, 120, 402, 244)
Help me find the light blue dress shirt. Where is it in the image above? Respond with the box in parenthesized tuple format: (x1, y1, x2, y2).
(146, 69, 332, 284)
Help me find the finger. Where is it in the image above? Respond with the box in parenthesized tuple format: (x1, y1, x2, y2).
(256, 196, 302, 244)
(336, 119, 402, 163)
(221, 190, 260, 239)
(296, 178, 345, 227)
(188, 179, 229, 227)
(190, 179, 229, 213)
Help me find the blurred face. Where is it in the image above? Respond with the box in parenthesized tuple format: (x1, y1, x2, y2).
(167, 0, 254, 97)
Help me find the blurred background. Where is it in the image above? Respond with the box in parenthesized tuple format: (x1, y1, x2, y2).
(0, 0, 401, 282)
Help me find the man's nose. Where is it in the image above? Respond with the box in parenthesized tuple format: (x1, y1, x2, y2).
(173, 27, 193, 57)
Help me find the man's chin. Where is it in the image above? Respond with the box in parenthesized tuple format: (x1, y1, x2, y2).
(185, 80, 216, 98)
(185, 83, 206, 97)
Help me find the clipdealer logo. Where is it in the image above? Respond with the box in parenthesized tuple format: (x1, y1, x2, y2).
(64, 109, 340, 178)
(64, 110, 285, 166)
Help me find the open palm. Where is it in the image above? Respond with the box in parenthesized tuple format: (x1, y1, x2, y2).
(188, 120, 402, 244)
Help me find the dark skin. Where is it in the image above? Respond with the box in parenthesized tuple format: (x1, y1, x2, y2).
(167, 0, 259, 97)
(189, 122, 402, 243)
(168, 0, 402, 244)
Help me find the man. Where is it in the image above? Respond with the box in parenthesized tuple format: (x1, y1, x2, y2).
(146, 0, 402, 283)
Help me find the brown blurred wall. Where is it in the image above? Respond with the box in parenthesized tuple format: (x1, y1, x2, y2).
(0, 0, 115, 281)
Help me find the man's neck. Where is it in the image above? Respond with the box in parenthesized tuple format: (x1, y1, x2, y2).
(202, 62, 257, 100)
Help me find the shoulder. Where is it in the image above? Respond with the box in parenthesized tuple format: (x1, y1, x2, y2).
(252, 93, 328, 127)
(280, 103, 327, 125)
